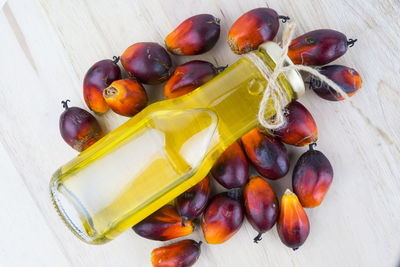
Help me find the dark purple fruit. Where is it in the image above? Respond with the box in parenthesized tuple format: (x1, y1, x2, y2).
(201, 190, 244, 244)
(293, 144, 333, 208)
(243, 176, 279, 243)
(211, 141, 249, 189)
(271, 101, 318, 147)
(288, 29, 357, 65)
(241, 128, 289, 180)
(59, 100, 104, 152)
(83, 57, 121, 114)
(121, 42, 172, 84)
(176, 176, 210, 225)
(164, 60, 224, 99)
(277, 189, 310, 250)
(132, 205, 193, 241)
(151, 239, 202, 267)
(310, 65, 362, 101)
(165, 14, 220, 55)
(228, 8, 287, 54)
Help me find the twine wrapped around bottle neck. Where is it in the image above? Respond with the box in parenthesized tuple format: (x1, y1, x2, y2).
(245, 23, 349, 130)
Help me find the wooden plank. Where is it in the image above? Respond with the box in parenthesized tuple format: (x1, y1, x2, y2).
(0, 0, 399, 266)
(0, 142, 71, 267)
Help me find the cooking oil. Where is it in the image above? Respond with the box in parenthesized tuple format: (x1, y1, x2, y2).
(50, 42, 304, 244)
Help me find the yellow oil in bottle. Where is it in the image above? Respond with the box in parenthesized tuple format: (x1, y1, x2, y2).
(50, 42, 304, 244)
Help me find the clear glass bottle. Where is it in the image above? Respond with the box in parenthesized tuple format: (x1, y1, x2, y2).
(50, 41, 304, 244)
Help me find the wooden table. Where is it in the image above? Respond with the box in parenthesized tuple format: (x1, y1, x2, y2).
(1, 0, 399, 266)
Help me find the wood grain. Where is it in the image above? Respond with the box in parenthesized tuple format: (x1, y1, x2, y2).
(0, 0, 399, 266)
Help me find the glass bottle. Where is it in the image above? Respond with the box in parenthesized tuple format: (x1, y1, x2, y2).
(50, 41, 304, 244)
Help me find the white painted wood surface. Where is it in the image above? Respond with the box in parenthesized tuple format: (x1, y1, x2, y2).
(1, 0, 400, 266)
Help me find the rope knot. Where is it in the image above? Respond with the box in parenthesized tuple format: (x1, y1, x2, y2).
(245, 23, 349, 130)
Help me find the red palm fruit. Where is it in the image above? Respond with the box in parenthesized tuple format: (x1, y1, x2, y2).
(176, 176, 210, 225)
(293, 144, 333, 208)
(228, 8, 289, 55)
(121, 42, 172, 84)
(164, 60, 224, 99)
(277, 189, 310, 250)
(165, 14, 220, 55)
(310, 65, 362, 101)
(132, 205, 194, 241)
(83, 57, 121, 114)
(59, 100, 104, 152)
(243, 176, 279, 243)
(201, 190, 244, 244)
(151, 239, 202, 267)
(272, 101, 318, 147)
(103, 78, 148, 117)
(211, 141, 249, 189)
(241, 128, 289, 180)
(288, 29, 357, 65)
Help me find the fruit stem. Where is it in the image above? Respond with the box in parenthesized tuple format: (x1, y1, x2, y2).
(181, 216, 187, 227)
(227, 188, 242, 200)
(216, 65, 228, 73)
(61, 99, 70, 110)
(278, 15, 290, 23)
(347, 38, 357, 47)
(307, 77, 322, 90)
(293, 247, 299, 251)
(304, 80, 313, 89)
(196, 241, 203, 247)
(253, 232, 263, 243)
(103, 86, 118, 98)
(309, 143, 317, 151)
(112, 56, 120, 64)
